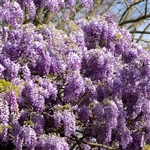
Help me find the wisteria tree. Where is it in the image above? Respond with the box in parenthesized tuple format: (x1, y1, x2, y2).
(0, 0, 150, 150)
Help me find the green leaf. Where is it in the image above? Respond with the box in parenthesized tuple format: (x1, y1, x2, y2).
(44, 74, 53, 79)
(6, 125, 13, 129)
(0, 124, 5, 134)
(0, 79, 20, 97)
(63, 104, 71, 110)
(103, 98, 110, 106)
(101, 39, 106, 45)
(115, 33, 123, 40)
(24, 120, 34, 128)
(144, 145, 150, 150)
(58, 104, 71, 110)
(96, 45, 101, 49)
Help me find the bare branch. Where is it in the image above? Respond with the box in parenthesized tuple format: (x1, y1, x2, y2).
(33, 7, 43, 25)
(130, 30, 150, 34)
(87, 0, 104, 19)
(119, 0, 144, 23)
(126, 112, 143, 125)
(69, 0, 82, 20)
(71, 134, 115, 150)
(133, 38, 150, 43)
(145, 0, 148, 15)
(83, 141, 115, 150)
(77, 92, 88, 106)
(100, 0, 115, 15)
(119, 14, 150, 26)
(70, 135, 85, 150)
(43, 10, 55, 24)
(123, 0, 139, 23)
(136, 23, 150, 43)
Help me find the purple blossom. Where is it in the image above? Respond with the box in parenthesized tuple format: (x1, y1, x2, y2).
(92, 102, 105, 121)
(54, 108, 76, 137)
(130, 132, 145, 150)
(22, 65, 31, 80)
(21, 126, 37, 150)
(3, 58, 20, 79)
(65, 0, 75, 11)
(81, 0, 93, 10)
(51, 56, 67, 74)
(24, 0, 36, 19)
(38, 78, 58, 99)
(32, 114, 44, 134)
(115, 99, 127, 134)
(0, 1, 23, 28)
(104, 100, 119, 129)
(0, 95, 9, 144)
(11, 120, 23, 150)
(120, 130, 133, 149)
(37, 134, 69, 150)
(84, 48, 116, 81)
(0, 65, 5, 76)
(5, 89, 19, 119)
(64, 71, 85, 103)
(63, 109, 76, 137)
(78, 106, 90, 124)
(0, 95, 9, 125)
(53, 110, 62, 128)
(41, 0, 59, 12)
(35, 51, 52, 75)
(22, 80, 45, 112)
(113, 76, 123, 95)
(66, 52, 81, 71)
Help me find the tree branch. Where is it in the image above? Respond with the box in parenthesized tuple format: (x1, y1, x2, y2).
(83, 141, 115, 150)
(100, 0, 115, 15)
(133, 38, 150, 44)
(77, 92, 88, 106)
(70, 135, 85, 150)
(71, 134, 115, 150)
(123, 0, 140, 23)
(33, 7, 43, 25)
(126, 112, 143, 125)
(119, 0, 144, 23)
(87, 0, 104, 19)
(119, 14, 150, 26)
(43, 10, 55, 24)
(145, 0, 148, 15)
(135, 23, 150, 43)
(130, 30, 150, 34)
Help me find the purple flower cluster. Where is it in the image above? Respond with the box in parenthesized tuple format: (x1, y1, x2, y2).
(11, 120, 37, 150)
(37, 134, 69, 150)
(0, 1, 23, 29)
(54, 106, 76, 137)
(0, 0, 94, 30)
(0, 2, 150, 149)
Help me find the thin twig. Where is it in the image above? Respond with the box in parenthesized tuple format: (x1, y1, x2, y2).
(130, 30, 150, 34)
(119, 14, 150, 26)
(126, 112, 143, 125)
(145, 0, 148, 15)
(135, 23, 150, 43)
(119, 0, 144, 23)
(83, 141, 115, 150)
(77, 92, 88, 106)
(43, 10, 55, 24)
